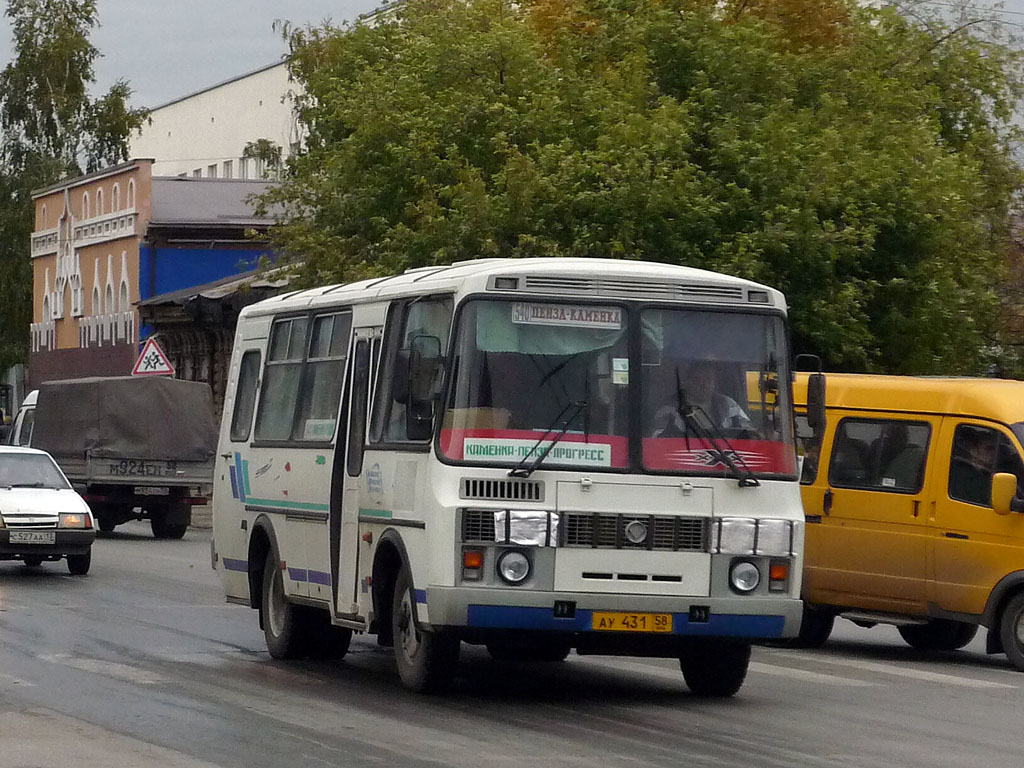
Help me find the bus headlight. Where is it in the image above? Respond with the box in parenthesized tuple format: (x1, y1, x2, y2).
(714, 518, 795, 556)
(496, 550, 531, 585)
(729, 561, 761, 593)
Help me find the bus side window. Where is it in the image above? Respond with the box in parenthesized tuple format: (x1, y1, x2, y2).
(230, 351, 261, 443)
(370, 296, 453, 444)
(347, 340, 371, 476)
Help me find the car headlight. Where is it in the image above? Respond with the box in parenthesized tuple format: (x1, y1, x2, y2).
(730, 561, 761, 593)
(59, 513, 89, 529)
(714, 518, 795, 556)
(496, 550, 531, 585)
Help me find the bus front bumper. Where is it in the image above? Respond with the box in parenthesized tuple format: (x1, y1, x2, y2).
(423, 587, 802, 640)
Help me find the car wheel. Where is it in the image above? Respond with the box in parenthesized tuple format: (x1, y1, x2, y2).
(999, 593, 1024, 671)
(22, 557, 43, 568)
(680, 639, 751, 697)
(392, 565, 459, 693)
(66, 550, 91, 576)
(899, 619, 978, 651)
(261, 549, 310, 659)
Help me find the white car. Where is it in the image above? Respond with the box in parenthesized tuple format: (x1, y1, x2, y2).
(0, 446, 96, 574)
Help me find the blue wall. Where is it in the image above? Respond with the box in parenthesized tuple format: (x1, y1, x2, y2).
(138, 246, 270, 302)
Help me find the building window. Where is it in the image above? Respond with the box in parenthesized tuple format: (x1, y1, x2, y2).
(127, 180, 135, 208)
(207, 164, 217, 179)
(193, 169, 202, 178)
(41, 204, 47, 228)
(222, 160, 233, 179)
(238, 158, 248, 180)
(112, 184, 120, 210)
(96, 189, 104, 215)
(82, 192, 90, 219)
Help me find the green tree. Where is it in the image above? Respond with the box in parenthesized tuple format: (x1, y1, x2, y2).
(258, 0, 1022, 374)
(0, 0, 148, 373)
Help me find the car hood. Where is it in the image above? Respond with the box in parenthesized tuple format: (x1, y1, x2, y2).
(0, 488, 91, 516)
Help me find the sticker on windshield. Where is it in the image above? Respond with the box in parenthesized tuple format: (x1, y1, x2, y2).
(464, 437, 613, 467)
(612, 357, 629, 385)
(511, 302, 622, 330)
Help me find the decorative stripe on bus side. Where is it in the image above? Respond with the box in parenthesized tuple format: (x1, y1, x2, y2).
(287, 568, 308, 582)
(358, 508, 393, 519)
(465, 606, 785, 637)
(308, 571, 332, 586)
(245, 499, 330, 512)
(414, 589, 427, 604)
(222, 558, 248, 572)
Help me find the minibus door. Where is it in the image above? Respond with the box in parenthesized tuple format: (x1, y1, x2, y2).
(330, 330, 375, 618)
(810, 416, 933, 613)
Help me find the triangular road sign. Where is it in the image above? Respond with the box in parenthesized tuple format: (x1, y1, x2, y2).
(132, 337, 176, 376)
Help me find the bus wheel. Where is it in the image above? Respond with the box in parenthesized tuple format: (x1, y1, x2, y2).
(305, 611, 353, 660)
(999, 593, 1024, 671)
(796, 605, 835, 648)
(679, 639, 750, 697)
(899, 620, 978, 651)
(392, 566, 459, 693)
(261, 550, 307, 659)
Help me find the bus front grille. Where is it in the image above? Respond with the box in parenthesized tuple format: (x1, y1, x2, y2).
(562, 513, 708, 552)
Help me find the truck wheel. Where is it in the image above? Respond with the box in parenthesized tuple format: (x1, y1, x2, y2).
(97, 518, 116, 533)
(151, 520, 187, 539)
(66, 550, 91, 576)
(261, 549, 308, 659)
(23, 557, 42, 568)
(679, 639, 751, 697)
(999, 593, 1024, 671)
(392, 565, 459, 693)
(795, 605, 835, 648)
(899, 620, 978, 651)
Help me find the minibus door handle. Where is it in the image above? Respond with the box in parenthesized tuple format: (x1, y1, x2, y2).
(913, 500, 920, 518)
(823, 489, 833, 516)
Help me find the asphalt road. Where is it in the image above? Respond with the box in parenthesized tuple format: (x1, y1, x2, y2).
(0, 522, 1021, 768)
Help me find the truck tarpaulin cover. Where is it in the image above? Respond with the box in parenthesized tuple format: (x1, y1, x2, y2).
(32, 376, 218, 461)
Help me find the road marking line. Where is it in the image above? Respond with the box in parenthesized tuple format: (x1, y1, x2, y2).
(769, 650, 1015, 689)
(584, 656, 876, 687)
(38, 654, 163, 685)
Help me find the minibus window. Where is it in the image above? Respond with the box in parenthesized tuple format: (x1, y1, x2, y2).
(255, 317, 308, 441)
(294, 313, 352, 441)
(829, 418, 930, 493)
(230, 351, 261, 442)
(949, 425, 1024, 508)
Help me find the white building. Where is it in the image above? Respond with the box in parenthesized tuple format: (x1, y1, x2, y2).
(130, 61, 302, 180)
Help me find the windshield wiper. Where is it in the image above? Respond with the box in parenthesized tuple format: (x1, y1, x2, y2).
(675, 368, 760, 488)
(8, 482, 44, 488)
(508, 400, 589, 478)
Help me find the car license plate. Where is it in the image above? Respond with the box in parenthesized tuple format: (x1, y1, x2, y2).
(134, 486, 170, 496)
(9, 530, 56, 545)
(592, 612, 673, 633)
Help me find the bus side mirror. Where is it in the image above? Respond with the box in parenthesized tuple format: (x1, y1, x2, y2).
(805, 373, 826, 440)
(407, 335, 443, 406)
(992, 472, 1016, 515)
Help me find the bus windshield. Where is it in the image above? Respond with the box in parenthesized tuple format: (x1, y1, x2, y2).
(440, 299, 795, 478)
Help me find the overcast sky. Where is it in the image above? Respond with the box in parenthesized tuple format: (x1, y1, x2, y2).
(0, 0, 383, 108)
(0, 1, 1023, 109)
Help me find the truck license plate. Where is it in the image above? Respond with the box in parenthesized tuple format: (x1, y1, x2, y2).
(134, 486, 170, 496)
(592, 612, 673, 633)
(9, 531, 56, 545)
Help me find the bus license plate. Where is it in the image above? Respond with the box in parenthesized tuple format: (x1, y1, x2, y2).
(9, 531, 55, 545)
(592, 612, 672, 633)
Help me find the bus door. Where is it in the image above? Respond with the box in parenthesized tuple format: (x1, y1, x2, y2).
(331, 328, 376, 618)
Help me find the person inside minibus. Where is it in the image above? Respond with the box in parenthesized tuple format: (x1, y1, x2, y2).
(949, 427, 1000, 507)
(649, 360, 752, 437)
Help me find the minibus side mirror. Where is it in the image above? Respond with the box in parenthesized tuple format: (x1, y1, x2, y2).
(992, 472, 1017, 516)
(805, 372, 827, 439)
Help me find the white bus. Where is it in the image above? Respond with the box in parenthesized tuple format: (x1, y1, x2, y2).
(213, 257, 814, 695)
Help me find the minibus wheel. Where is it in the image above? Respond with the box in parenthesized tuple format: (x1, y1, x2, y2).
(898, 620, 977, 651)
(998, 593, 1024, 671)
(679, 639, 750, 697)
(392, 565, 459, 693)
(795, 606, 834, 648)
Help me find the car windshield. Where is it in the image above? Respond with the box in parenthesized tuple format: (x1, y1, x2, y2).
(0, 453, 70, 489)
(441, 299, 631, 470)
(640, 308, 795, 478)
